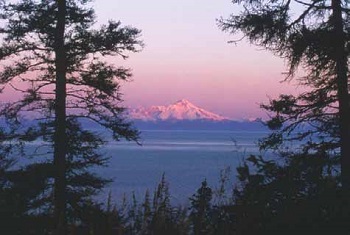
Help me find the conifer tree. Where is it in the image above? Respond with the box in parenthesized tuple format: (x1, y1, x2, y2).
(0, 0, 142, 233)
(220, 0, 350, 188)
(189, 180, 213, 235)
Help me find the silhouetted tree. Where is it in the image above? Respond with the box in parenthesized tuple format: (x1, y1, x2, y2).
(219, 0, 350, 189)
(0, 0, 142, 233)
(150, 174, 178, 234)
(230, 153, 348, 234)
(0, 162, 53, 234)
(189, 179, 213, 235)
(118, 175, 189, 235)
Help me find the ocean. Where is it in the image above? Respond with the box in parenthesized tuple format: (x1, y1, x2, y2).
(17, 129, 269, 204)
(100, 130, 269, 204)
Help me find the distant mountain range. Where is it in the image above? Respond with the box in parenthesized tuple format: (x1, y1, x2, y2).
(0, 99, 266, 132)
(129, 99, 230, 122)
(128, 99, 266, 131)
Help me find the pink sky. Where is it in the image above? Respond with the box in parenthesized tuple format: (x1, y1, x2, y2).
(92, 0, 303, 120)
(2, 0, 302, 120)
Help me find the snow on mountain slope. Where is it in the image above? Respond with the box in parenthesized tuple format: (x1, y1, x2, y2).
(129, 99, 230, 121)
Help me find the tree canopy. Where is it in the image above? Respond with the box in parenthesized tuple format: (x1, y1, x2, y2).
(220, 0, 350, 187)
(0, 0, 142, 233)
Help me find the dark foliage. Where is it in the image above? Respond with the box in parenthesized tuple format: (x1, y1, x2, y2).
(219, 0, 350, 187)
(121, 174, 189, 235)
(0, 0, 142, 233)
(108, 155, 348, 235)
(189, 179, 213, 235)
(218, 0, 350, 232)
(230, 154, 350, 235)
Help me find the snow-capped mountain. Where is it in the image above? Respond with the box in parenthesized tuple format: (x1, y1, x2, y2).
(129, 99, 230, 122)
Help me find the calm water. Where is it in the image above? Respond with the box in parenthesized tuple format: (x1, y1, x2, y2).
(100, 130, 269, 204)
(18, 130, 269, 203)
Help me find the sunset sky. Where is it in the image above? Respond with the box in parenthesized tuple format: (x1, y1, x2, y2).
(95, 0, 300, 120)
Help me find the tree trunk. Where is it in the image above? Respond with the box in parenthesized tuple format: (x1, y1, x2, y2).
(332, 0, 350, 190)
(54, 0, 67, 234)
